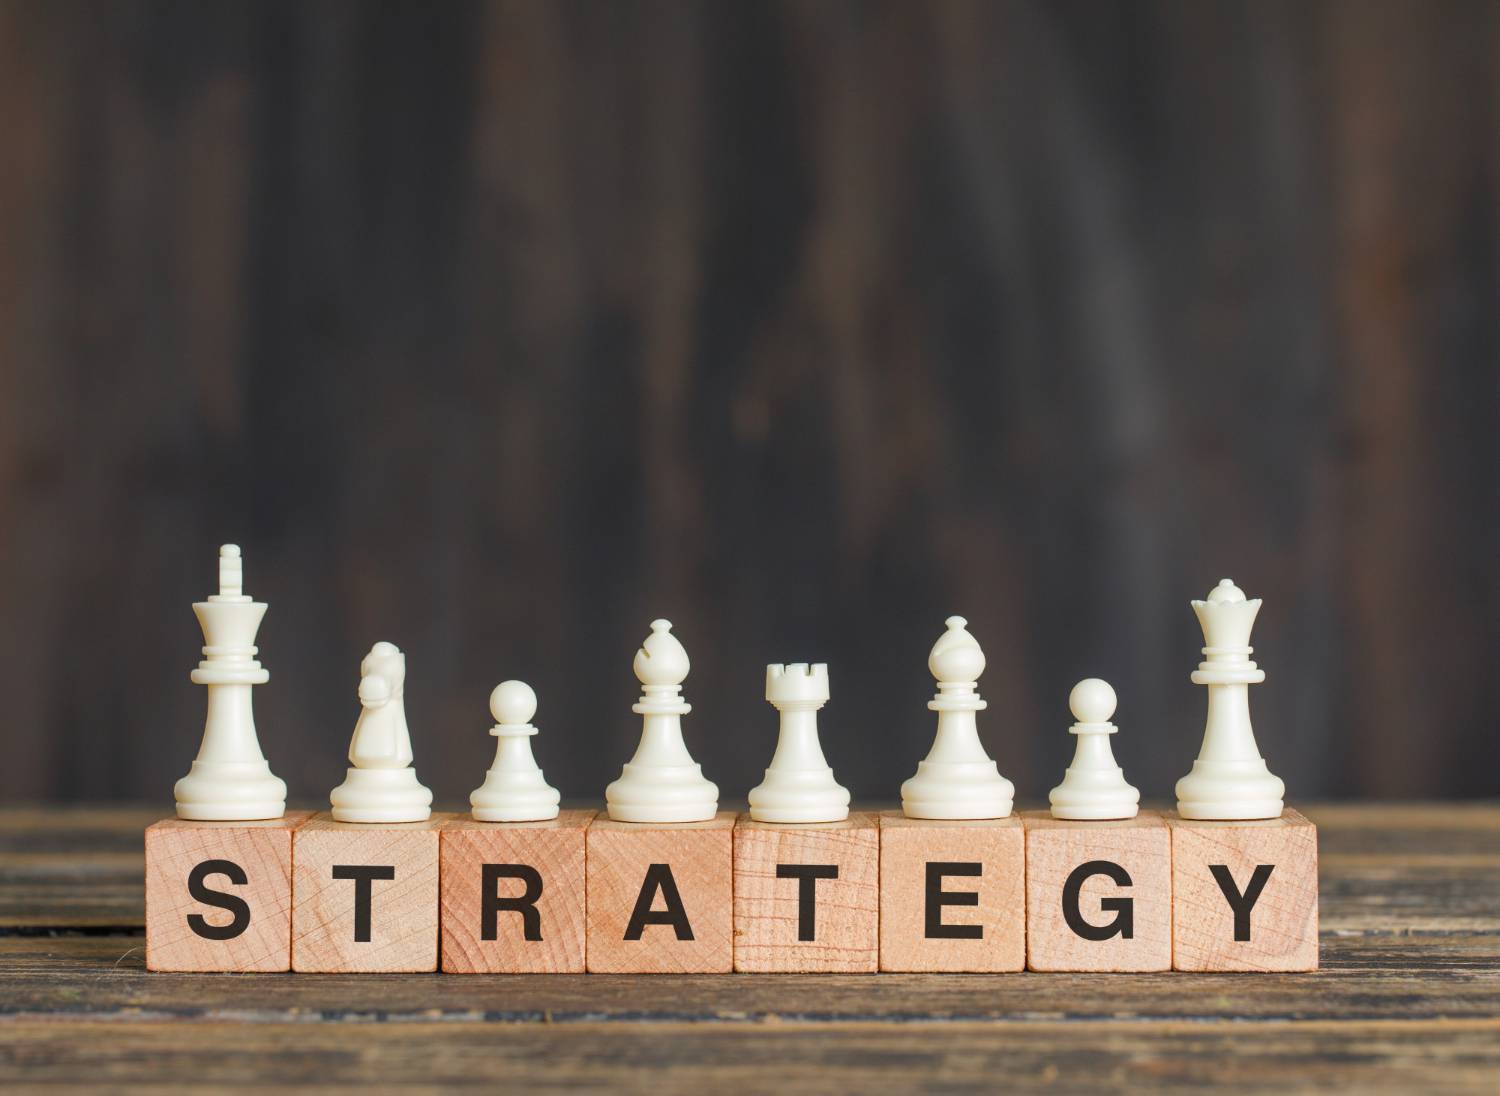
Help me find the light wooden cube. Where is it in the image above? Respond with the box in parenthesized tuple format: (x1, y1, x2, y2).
(585, 812, 735, 973)
(440, 810, 593, 974)
(1166, 808, 1319, 971)
(144, 811, 313, 972)
(291, 812, 448, 973)
(877, 811, 1025, 972)
(733, 812, 880, 972)
(1022, 809, 1171, 972)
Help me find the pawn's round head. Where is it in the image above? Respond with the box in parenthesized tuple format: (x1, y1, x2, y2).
(634, 618, 689, 687)
(1069, 678, 1116, 724)
(928, 615, 985, 683)
(490, 680, 537, 726)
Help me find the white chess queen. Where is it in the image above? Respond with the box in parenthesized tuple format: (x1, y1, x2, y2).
(329, 642, 433, 823)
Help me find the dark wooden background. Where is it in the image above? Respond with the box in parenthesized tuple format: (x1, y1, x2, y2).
(1, 0, 1495, 807)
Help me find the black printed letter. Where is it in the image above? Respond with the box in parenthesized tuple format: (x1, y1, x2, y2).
(777, 864, 839, 941)
(331, 865, 395, 942)
(924, 862, 983, 940)
(1209, 864, 1274, 941)
(483, 864, 544, 942)
(1061, 860, 1133, 941)
(624, 863, 693, 941)
(186, 859, 251, 941)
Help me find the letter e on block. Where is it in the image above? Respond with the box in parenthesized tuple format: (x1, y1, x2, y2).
(145, 811, 312, 972)
(1166, 809, 1318, 971)
(1022, 810, 1171, 971)
(440, 811, 592, 973)
(878, 812, 1024, 972)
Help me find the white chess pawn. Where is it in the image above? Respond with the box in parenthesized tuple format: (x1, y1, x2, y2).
(470, 681, 561, 822)
(174, 545, 288, 820)
(1175, 578, 1285, 820)
(748, 663, 850, 823)
(605, 619, 719, 823)
(330, 642, 433, 823)
(901, 616, 1014, 819)
(1049, 678, 1140, 820)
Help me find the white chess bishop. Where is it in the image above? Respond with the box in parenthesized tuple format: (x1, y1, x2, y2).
(1049, 678, 1140, 820)
(748, 663, 850, 823)
(174, 545, 287, 820)
(605, 620, 719, 823)
(1175, 578, 1285, 820)
(470, 680, 561, 822)
(900, 616, 1014, 819)
(329, 642, 433, 823)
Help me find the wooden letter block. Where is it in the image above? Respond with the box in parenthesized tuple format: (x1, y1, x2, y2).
(733, 812, 879, 972)
(291, 812, 447, 972)
(585, 812, 735, 973)
(1166, 808, 1319, 971)
(144, 811, 312, 972)
(1023, 809, 1171, 972)
(440, 810, 593, 974)
(877, 812, 1024, 972)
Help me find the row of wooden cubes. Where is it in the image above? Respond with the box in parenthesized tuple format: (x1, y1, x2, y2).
(145, 808, 1318, 974)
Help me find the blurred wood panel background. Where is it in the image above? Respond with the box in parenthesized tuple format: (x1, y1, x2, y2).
(0, 0, 1495, 805)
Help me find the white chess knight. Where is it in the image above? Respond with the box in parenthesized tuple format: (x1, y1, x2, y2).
(1049, 678, 1140, 820)
(605, 620, 719, 823)
(1175, 578, 1285, 820)
(901, 616, 1014, 819)
(470, 680, 560, 822)
(748, 663, 851, 823)
(329, 642, 433, 823)
(173, 544, 287, 820)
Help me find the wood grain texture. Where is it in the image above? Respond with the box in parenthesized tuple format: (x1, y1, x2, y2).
(143, 810, 311, 971)
(1023, 809, 1172, 972)
(733, 812, 879, 972)
(877, 811, 1024, 972)
(585, 812, 734, 973)
(290, 812, 446, 973)
(440, 810, 592, 974)
(2, 803, 1499, 1092)
(1167, 808, 1319, 971)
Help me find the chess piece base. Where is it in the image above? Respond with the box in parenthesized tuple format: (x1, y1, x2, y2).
(330, 767, 433, 823)
(1174, 760, 1284, 821)
(901, 762, 1014, 820)
(173, 761, 287, 821)
(471, 800, 561, 823)
(605, 763, 718, 823)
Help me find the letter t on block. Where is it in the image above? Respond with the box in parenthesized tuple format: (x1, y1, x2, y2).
(291, 812, 445, 972)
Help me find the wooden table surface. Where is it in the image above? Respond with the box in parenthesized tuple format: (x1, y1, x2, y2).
(0, 804, 1497, 1093)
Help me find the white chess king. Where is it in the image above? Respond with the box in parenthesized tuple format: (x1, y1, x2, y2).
(329, 641, 433, 823)
(1174, 578, 1285, 820)
(748, 662, 851, 823)
(1049, 678, 1140, 820)
(900, 616, 1014, 819)
(605, 619, 719, 823)
(173, 545, 287, 821)
(470, 680, 561, 822)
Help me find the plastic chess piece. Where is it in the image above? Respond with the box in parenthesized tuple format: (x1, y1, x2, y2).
(901, 616, 1014, 819)
(1175, 578, 1285, 820)
(329, 642, 433, 823)
(173, 545, 287, 820)
(470, 680, 561, 822)
(605, 619, 719, 823)
(748, 663, 851, 823)
(1048, 678, 1140, 820)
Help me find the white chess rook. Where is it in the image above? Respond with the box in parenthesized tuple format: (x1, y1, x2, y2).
(605, 619, 719, 823)
(901, 616, 1014, 819)
(1049, 678, 1140, 820)
(330, 641, 433, 823)
(173, 545, 287, 821)
(470, 680, 561, 822)
(1175, 578, 1285, 820)
(748, 663, 850, 824)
